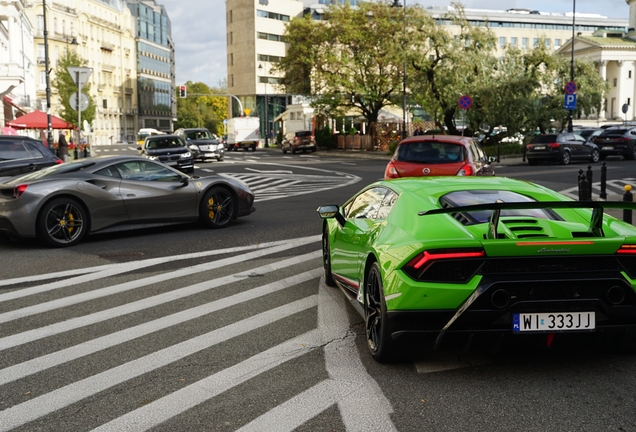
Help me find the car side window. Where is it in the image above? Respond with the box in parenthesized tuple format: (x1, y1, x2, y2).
(376, 190, 399, 220)
(0, 141, 29, 161)
(24, 142, 45, 159)
(115, 161, 181, 182)
(346, 187, 389, 220)
(573, 135, 586, 143)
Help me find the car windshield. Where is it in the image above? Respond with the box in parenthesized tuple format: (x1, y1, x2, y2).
(146, 138, 184, 149)
(395, 141, 465, 164)
(5, 160, 96, 184)
(184, 130, 213, 140)
(295, 131, 312, 137)
(440, 190, 556, 224)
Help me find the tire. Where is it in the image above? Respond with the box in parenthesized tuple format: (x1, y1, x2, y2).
(590, 149, 600, 163)
(217, 157, 224, 162)
(251, 145, 256, 152)
(365, 261, 398, 363)
(560, 151, 571, 165)
(629, 145, 636, 160)
(291, 147, 296, 154)
(37, 197, 88, 247)
(199, 186, 236, 228)
(311, 147, 317, 153)
(282, 146, 287, 154)
(322, 226, 336, 287)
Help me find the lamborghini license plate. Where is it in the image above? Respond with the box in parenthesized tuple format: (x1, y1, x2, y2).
(512, 312, 595, 332)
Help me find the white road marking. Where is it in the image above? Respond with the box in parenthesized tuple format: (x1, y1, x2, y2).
(0, 269, 322, 386)
(245, 167, 293, 174)
(0, 249, 321, 350)
(0, 297, 319, 432)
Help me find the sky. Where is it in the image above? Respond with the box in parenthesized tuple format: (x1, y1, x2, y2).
(161, 0, 631, 89)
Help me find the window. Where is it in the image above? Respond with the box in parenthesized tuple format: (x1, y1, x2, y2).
(614, 78, 618, 87)
(499, 37, 506, 49)
(39, 71, 46, 90)
(522, 38, 528, 49)
(230, 53, 233, 66)
(533, 38, 539, 47)
(630, 70, 633, 79)
(510, 37, 517, 47)
(346, 187, 392, 220)
(36, 15, 44, 31)
(544, 38, 551, 48)
(555, 39, 561, 48)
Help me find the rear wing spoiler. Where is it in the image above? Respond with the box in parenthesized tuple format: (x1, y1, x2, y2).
(418, 201, 636, 239)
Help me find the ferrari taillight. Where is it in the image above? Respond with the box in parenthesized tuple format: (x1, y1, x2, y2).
(385, 162, 400, 179)
(456, 163, 473, 176)
(617, 245, 636, 254)
(402, 248, 486, 283)
(13, 184, 27, 199)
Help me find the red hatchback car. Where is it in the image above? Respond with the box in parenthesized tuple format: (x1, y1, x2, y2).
(384, 135, 494, 179)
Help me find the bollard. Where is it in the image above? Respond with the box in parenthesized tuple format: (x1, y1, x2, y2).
(624, 185, 633, 224)
(578, 169, 584, 183)
(578, 174, 591, 201)
(586, 165, 593, 200)
(599, 162, 607, 201)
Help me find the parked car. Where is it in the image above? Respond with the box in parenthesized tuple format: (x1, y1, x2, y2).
(0, 135, 62, 178)
(593, 126, 636, 160)
(573, 128, 603, 143)
(384, 135, 494, 179)
(317, 176, 636, 362)
(526, 133, 600, 165)
(174, 127, 225, 162)
(139, 135, 194, 173)
(0, 156, 255, 247)
(281, 130, 316, 154)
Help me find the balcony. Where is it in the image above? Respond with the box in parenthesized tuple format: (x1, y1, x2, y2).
(100, 42, 115, 52)
(37, 57, 46, 65)
(125, 87, 133, 94)
(102, 64, 113, 72)
(125, 108, 137, 116)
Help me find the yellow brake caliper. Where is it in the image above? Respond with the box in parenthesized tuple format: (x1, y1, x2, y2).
(208, 196, 216, 219)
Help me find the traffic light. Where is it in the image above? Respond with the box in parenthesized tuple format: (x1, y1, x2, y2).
(179, 85, 187, 98)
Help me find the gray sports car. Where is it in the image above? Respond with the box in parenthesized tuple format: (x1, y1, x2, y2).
(0, 155, 255, 247)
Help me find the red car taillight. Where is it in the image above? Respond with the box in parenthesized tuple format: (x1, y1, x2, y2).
(55, 158, 63, 164)
(13, 184, 27, 198)
(385, 161, 400, 179)
(456, 163, 473, 176)
(402, 248, 486, 283)
(617, 245, 636, 254)
(548, 143, 560, 148)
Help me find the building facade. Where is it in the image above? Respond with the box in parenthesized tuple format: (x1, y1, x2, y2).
(0, 0, 36, 127)
(226, 2, 628, 133)
(126, 0, 175, 134)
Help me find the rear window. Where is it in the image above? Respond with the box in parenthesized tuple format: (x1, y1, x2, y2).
(0, 141, 29, 161)
(599, 128, 629, 137)
(295, 131, 312, 137)
(530, 135, 558, 144)
(440, 190, 557, 225)
(395, 141, 465, 164)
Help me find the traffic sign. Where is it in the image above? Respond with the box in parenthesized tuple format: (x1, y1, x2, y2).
(67, 67, 93, 87)
(564, 93, 577, 110)
(458, 95, 472, 110)
(69, 92, 90, 112)
(565, 81, 577, 95)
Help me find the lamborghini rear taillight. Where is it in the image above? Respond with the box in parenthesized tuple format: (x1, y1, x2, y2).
(617, 245, 636, 254)
(456, 163, 473, 176)
(402, 248, 486, 283)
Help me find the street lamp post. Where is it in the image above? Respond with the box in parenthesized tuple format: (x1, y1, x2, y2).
(567, 0, 576, 133)
(258, 64, 269, 148)
(42, 0, 53, 153)
(392, 0, 407, 139)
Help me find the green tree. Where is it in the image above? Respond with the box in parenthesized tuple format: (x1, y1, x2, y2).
(51, 49, 96, 127)
(276, 2, 406, 124)
(175, 81, 228, 135)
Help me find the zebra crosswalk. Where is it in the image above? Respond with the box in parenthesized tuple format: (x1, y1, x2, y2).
(0, 235, 395, 431)
(559, 178, 636, 200)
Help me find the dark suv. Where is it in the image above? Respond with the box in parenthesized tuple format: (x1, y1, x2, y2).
(139, 135, 194, 173)
(526, 133, 600, 165)
(281, 130, 316, 154)
(0, 135, 61, 178)
(593, 127, 636, 160)
(174, 128, 225, 162)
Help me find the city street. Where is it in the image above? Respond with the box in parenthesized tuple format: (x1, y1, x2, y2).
(1, 149, 636, 431)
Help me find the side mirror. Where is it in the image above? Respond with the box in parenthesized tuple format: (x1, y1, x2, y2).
(179, 176, 189, 187)
(488, 156, 497, 163)
(317, 205, 345, 226)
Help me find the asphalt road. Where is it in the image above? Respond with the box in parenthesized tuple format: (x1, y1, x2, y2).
(1, 147, 636, 431)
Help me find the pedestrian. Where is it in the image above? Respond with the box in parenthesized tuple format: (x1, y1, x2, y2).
(413, 125, 424, 136)
(58, 130, 69, 162)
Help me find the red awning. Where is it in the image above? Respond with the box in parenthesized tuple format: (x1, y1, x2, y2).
(6, 110, 74, 130)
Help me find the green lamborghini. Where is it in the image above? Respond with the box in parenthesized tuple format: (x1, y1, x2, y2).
(318, 176, 636, 362)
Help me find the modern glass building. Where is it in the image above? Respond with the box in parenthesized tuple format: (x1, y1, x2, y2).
(126, 0, 175, 132)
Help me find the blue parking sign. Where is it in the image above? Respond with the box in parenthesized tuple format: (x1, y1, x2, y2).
(564, 93, 577, 110)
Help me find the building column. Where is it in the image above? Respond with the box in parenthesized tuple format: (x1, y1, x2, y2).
(599, 60, 607, 120)
(616, 60, 625, 121)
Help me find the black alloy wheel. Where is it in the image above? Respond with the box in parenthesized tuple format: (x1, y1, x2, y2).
(37, 197, 88, 247)
(322, 226, 335, 287)
(199, 186, 236, 228)
(364, 262, 397, 363)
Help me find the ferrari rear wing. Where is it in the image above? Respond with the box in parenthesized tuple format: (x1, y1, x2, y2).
(419, 201, 636, 239)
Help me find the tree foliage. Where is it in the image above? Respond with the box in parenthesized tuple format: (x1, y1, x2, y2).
(276, 1, 405, 123)
(51, 49, 95, 127)
(174, 81, 228, 135)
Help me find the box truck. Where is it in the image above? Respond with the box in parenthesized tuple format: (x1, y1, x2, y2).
(226, 117, 260, 151)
